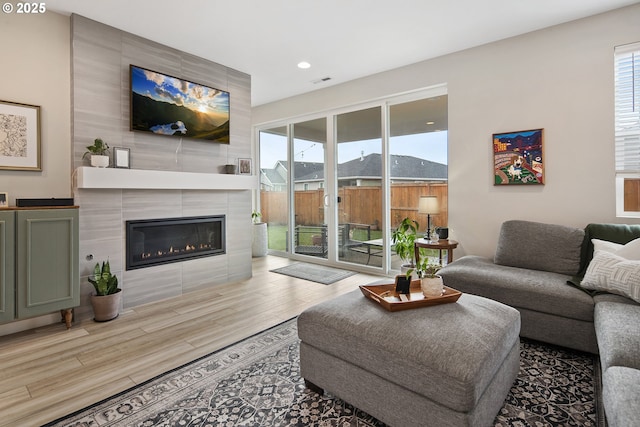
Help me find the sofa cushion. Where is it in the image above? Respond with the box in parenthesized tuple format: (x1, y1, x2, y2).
(602, 367, 640, 427)
(582, 251, 640, 303)
(579, 223, 640, 275)
(594, 300, 640, 371)
(593, 292, 638, 305)
(494, 220, 584, 275)
(440, 255, 594, 322)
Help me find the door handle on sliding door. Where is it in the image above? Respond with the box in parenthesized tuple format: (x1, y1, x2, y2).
(323, 195, 341, 206)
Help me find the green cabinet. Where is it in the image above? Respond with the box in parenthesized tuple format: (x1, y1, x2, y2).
(1, 208, 79, 324)
(0, 211, 15, 323)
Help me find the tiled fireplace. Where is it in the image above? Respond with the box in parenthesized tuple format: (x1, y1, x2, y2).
(74, 173, 255, 321)
(126, 215, 225, 270)
(70, 14, 254, 322)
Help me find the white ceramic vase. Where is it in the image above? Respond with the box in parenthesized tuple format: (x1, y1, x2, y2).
(90, 154, 109, 168)
(421, 276, 444, 297)
(252, 222, 268, 257)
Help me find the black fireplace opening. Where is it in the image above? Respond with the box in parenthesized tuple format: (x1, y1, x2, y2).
(126, 215, 225, 270)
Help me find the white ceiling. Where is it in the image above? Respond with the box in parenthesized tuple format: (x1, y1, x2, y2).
(46, 0, 638, 107)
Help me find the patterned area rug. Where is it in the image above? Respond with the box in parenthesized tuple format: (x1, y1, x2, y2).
(45, 319, 603, 427)
(270, 262, 356, 284)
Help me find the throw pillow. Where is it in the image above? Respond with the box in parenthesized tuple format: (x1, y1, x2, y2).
(591, 239, 622, 253)
(591, 238, 640, 260)
(582, 250, 640, 303)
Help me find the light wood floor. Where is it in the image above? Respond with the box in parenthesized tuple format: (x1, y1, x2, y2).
(0, 256, 383, 426)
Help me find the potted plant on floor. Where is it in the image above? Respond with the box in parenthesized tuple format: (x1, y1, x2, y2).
(88, 260, 122, 321)
(83, 138, 110, 167)
(392, 217, 419, 276)
(252, 210, 268, 257)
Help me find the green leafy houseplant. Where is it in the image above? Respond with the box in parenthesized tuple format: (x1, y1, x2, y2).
(391, 217, 419, 268)
(251, 210, 262, 224)
(88, 261, 119, 296)
(408, 250, 442, 279)
(252, 210, 268, 257)
(82, 138, 110, 159)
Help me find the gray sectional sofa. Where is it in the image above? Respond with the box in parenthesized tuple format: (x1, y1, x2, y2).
(439, 220, 640, 427)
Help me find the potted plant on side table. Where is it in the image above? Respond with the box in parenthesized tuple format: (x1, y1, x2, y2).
(252, 210, 268, 257)
(83, 138, 110, 167)
(391, 217, 419, 277)
(88, 260, 122, 322)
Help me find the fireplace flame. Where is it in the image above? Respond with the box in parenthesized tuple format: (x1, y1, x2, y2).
(137, 243, 214, 261)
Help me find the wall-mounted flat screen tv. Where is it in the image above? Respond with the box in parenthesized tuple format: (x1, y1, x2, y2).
(130, 65, 230, 143)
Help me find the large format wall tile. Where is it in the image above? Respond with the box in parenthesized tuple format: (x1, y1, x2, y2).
(71, 14, 252, 320)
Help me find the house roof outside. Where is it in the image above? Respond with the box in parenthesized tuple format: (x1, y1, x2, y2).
(261, 154, 447, 185)
(260, 168, 287, 189)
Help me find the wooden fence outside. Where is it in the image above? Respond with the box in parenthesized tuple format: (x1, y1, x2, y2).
(260, 183, 448, 230)
(624, 179, 640, 212)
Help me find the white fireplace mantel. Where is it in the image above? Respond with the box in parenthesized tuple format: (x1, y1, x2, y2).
(74, 167, 259, 190)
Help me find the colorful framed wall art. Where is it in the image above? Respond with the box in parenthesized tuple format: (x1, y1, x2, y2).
(493, 128, 544, 185)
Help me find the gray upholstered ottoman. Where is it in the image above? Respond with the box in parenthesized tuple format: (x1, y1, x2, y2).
(297, 288, 521, 427)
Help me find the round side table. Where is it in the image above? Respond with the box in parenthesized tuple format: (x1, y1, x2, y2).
(414, 238, 459, 266)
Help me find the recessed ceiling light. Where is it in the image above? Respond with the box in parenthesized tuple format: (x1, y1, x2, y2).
(297, 61, 311, 69)
(426, 121, 435, 125)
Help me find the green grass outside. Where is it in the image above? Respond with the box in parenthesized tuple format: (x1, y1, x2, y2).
(267, 224, 442, 267)
(268, 224, 411, 253)
(269, 225, 384, 251)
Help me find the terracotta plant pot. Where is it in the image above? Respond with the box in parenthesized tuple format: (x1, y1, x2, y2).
(90, 289, 122, 322)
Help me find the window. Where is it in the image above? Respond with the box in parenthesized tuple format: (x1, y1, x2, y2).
(615, 42, 640, 217)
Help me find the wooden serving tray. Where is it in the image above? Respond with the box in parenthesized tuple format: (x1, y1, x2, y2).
(359, 280, 462, 312)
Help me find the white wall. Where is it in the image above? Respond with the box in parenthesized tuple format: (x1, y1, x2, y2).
(253, 4, 640, 258)
(0, 12, 71, 204)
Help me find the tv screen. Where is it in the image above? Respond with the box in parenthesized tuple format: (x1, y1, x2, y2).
(130, 65, 230, 143)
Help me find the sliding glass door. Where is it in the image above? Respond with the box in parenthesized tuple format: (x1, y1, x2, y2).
(336, 107, 384, 267)
(258, 126, 288, 253)
(256, 87, 448, 274)
(388, 95, 448, 269)
(292, 118, 328, 259)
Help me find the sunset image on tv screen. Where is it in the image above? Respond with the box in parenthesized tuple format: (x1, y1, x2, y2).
(130, 65, 230, 143)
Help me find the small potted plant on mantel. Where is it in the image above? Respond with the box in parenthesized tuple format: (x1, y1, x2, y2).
(83, 138, 110, 168)
(252, 210, 268, 257)
(88, 260, 122, 322)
